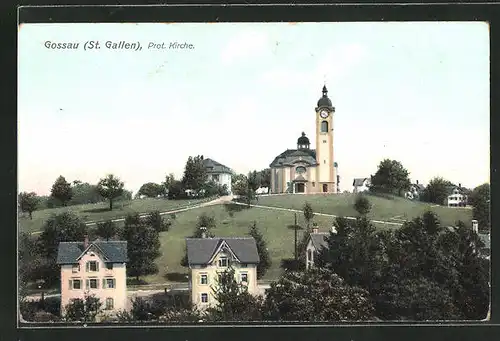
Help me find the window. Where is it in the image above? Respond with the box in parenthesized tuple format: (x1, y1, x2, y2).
(307, 249, 312, 262)
(105, 298, 114, 310)
(200, 274, 208, 285)
(321, 121, 329, 133)
(72, 264, 80, 273)
(70, 279, 81, 290)
(323, 140, 327, 143)
(86, 261, 98, 272)
(240, 272, 248, 283)
(324, 160, 326, 164)
(218, 257, 228, 267)
(296, 166, 306, 174)
(106, 263, 113, 270)
(201, 293, 208, 303)
(87, 278, 98, 289)
(212, 174, 219, 182)
(240, 263, 248, 268)
(312, 182, 315, 187)
(103, 278, 115, 289)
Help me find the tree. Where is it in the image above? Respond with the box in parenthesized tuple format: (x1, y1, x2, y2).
(354, 194, 372, 216)
(469, 183, 490, 231)
(421, 177, 453, 205)
(369, 159, 411, 196)
(263, 268, 374, 321)
(248, 221, 271, 279)
(69, 182, 104, 205)
(50, 175, 73, 206)
(38, 212, 88, 286)
(182, 155, 207, 195)
(231, 174, 248, 196)
(145, 211, 171, 233)
(121, 213, 161, 280)
(19, 192, 39, 219)
(258, 168, 271, 191)
(247, 171, 261, 192)
(19, 232, 41, 296)
(96, 174, 125, 211)
(95, 220, 117, 241)
(161, 173, 175, 197)
(64, 295, 102, 322)
(207, 266, 263, 321)
(167, 180, 185, 200)
(302, 202, 314, 230)
(137, 182, 164, 198)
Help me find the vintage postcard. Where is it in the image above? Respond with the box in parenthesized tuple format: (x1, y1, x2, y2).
(17, 19, 491, 326)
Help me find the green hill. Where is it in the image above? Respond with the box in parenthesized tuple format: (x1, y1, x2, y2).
(18, 198, 210, 234)
(256, 193, 472, 227)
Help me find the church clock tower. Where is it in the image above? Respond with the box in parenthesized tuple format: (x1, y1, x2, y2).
(315, 85, 336, 193)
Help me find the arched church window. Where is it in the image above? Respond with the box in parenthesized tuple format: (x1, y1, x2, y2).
(296, 166, 306, 174)
(321, 121, 329, 133)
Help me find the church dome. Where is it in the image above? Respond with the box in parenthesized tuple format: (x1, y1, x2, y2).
(297, 132, 310, 145)
(317, 85, 333, 107)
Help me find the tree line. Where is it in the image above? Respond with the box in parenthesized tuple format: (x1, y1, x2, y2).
(368, 158, 490, 231)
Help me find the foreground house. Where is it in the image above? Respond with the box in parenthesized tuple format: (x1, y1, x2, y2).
(404, 181, 425, 200)
(185, 236, 260, 310)
(305, 227, 331, 269)
(56, 237, 128, 315)
(202, 157, 233, 194)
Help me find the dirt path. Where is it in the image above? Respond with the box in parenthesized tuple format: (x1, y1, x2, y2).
(230, 201, 404, 227)
(29, 196, 235, 235)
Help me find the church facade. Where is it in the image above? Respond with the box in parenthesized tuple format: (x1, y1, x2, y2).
(269, 86, 338, 194)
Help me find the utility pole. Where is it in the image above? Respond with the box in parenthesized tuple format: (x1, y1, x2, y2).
(294, 213, 298, 261)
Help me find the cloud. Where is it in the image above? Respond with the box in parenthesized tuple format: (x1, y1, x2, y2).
(220, 29, 271, 64)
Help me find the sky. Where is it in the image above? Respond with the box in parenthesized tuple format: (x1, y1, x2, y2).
(18, 22, 490, 196)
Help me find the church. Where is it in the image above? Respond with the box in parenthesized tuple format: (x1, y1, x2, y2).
(269, 85, 339, 194)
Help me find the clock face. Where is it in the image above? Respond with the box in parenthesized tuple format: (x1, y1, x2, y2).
(320, 110, 329, 119)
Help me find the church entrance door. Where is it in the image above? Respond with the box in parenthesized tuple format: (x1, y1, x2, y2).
(296, 183, 305, 193)
(322, 184, 328, 193)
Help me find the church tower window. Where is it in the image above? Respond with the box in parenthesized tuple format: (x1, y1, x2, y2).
(296, 166, 306, 174)
(321, 121, 329, 133)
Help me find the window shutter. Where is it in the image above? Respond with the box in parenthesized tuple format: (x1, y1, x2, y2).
(102, 279, 106, 289)
(206, 274, 209, 285)
(96, 262, 99, 272)
(86, 279, 89, 289)
(95, 279, 99, 289)
(113, 279, 116, 288)
(197, 274, 201, 285)
(86, 262, 89, 272)
(68, 280, 72, 290)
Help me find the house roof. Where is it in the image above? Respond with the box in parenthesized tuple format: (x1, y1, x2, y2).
(185, 237, 260, 265)
(310, 232, 329, 250)
(202, 158, 233, 174)
(412, 183, 425, 191)
(56, 241, 128, 264)
(353, 178, 369, 186)
(269, 149, 318, 168)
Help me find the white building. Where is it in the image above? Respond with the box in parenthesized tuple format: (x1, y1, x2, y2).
(353, 178, 370, 193)
(446, 187, 468, 207)
(202, 157, 233, 195)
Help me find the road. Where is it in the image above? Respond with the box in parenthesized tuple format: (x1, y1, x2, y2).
(24, 282, 272, 303)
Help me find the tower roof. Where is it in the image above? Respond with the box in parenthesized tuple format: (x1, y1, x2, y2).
(317, 85, 333, 108)
(297, 132, 310, 145)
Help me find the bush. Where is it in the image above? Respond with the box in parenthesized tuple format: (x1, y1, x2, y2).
(280, 258, 302, 271)
(354, 195, 372, 216)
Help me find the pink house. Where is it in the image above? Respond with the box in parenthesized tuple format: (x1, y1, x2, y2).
(56, 237, 128, 316)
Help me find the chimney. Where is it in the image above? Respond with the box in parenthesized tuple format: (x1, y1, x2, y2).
(416, 180, 419, 185)
(84, 235, 89, 249)
(312, 227, 319, 234)
(459, 183, 462, 188)
(200, 226, 207, 239)
(472, 220, 479, 234)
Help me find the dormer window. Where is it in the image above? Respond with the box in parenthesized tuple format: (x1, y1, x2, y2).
(72, 264, 80, 273)
(218, 257, 229, 267)
(86, 261, 99, 272)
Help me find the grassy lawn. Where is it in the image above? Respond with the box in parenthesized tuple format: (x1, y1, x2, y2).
(256, 193, 472, 227)
(19, 198, 210, 234)
(143, 204, 336, 284)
